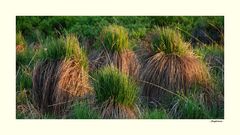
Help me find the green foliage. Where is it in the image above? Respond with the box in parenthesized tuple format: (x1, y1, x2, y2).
(16, 16, 224, 45)
(16, 111, 26, 119)
(149, 27, 189, 55)
(195, 44, 224, 60)
(194, 44, 224, 90)
(173, 96, 211, 119)
(93, 66, 138, 106)
(71, 102, 100, 119)
(16, 67, 32, 92)
(16, 47, 35, 67)
(100, 24, 129, 53)
(143, 108, 169, 119)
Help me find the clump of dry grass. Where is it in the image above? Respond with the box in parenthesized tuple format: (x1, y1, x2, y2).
(90, 25, 140, 78)
(32, 59, 91, 116)
(32, 35, 91, 116)
(141, 27, 211, 105)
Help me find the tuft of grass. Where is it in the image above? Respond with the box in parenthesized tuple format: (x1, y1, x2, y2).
(93, 66, 138, 106)
(32, 58, 91, 116)
(65, 34, 88, 70)
(147, 27, 190, 56)
(16, 31, 26, 46)
(71, 101, 100, 119)
(100, 24, 129, 53)
(141, 27, 212, 106)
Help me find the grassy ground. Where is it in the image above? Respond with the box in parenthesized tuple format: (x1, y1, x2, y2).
(16, 16, 224, 119)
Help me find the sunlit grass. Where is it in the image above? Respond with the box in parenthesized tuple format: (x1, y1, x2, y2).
(93, 66, 138, 106)
(148, 27, 190, 56)
(100, 24, 129, 53)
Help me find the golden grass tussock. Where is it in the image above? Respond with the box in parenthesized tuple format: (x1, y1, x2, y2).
(90, 24, 140, 79)
(141, 28, 212, 105)
(141, 52, 211, 104)
(32, 59, 91, 116)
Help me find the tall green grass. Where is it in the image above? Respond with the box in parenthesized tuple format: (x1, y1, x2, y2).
(149, 27, 190, 56)
(16, 66, 32, 92)
(170, 94, 211, 119)
(65, 34, 88, 70)
(93, 66, 138, 106)
(16, 47, 35, 67)
(100, 24, 129, 53)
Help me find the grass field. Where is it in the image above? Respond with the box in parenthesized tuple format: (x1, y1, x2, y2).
(16, 16, 224, 119)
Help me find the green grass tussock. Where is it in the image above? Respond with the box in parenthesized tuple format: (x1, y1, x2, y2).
(147, 27, 190, 56)
(93, 66, 138, 106)
(100, 24, 129, 53)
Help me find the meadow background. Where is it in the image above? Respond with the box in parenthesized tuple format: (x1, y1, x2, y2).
(16, 16, 224, 119)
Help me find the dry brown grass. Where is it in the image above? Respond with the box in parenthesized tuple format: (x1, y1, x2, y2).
(90, 49, 140, 79)
(32, 58, 91, 116)
(141, 52, 211, 104)
(100, 99, 138, 119)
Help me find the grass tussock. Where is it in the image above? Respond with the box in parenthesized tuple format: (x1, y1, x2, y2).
(32, 59, 91, 116)
(100, 24, 129, 53)
(141, 27, 211, 105)
(65, 34, 88, 69)
(91, 25, 140, 78)
(93, 66, 139, 118)
(32, 35, 91, 116)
